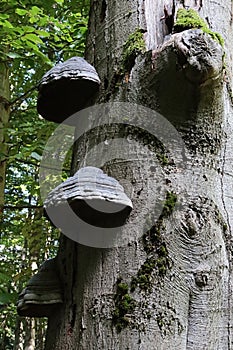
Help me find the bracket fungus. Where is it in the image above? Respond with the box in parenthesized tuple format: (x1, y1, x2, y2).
(37, 57, 100, 124)
(44, 166, 133, 229)
(17, 258, 63, 318)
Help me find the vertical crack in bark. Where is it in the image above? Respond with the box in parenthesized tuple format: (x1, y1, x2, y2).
(225, 74, 233, 107)
(136, 0, 140, 26)
(71, 304, 77, 329)
(220, 126, 231, 231)
(100, 0, 107, 22)
(70, 244, 78, 333)
(185, 292, 192, 348)
(220, 126, 231, 349)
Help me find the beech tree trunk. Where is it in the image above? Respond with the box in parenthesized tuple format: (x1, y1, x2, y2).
(45, 0, 233, 349)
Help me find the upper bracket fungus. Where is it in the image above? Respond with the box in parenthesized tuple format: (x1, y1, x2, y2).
(37, 57, 100, 124)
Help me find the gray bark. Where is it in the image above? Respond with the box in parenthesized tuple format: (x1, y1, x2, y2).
(45, 0, 233, 349)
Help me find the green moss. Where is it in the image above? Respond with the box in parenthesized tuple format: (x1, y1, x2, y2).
(157, 153, 169, 166)
(131, 257, 156, 292)
(112, 279, 136, 332)
(223, 223, 228, 232)
(174, 8, 207, 31)
(130, 192, 177, 293)
(162, 192, 177, 218)
(159, 244, 167, 257)
(156, 257, 168, 276)
(122, 28, 146, 72)
(131, 244, 170, 292)
(143, 192, 177, 252)
(117, 282, 129, 294)
(174, 9, 224, 46)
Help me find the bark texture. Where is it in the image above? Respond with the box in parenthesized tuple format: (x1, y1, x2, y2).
(45, 0, 233, 349)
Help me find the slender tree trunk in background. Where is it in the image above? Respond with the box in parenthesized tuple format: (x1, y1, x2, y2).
(35, 318, 47, 350)
(13, 318, 23, 350)
(0, 59, 10, 220)
(24, 318, 35, 350)
(45, 0, 233, 349)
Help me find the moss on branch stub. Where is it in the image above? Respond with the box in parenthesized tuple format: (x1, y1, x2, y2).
(174, 8, 224, 46)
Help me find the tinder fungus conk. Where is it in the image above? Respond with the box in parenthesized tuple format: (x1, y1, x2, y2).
(44, 166, 133, 228)
(37, 57, 100, 123)
(17, 258, 63, 317)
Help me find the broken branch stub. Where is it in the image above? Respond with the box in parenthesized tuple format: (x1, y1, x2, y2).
(171, 29, 224, 84)
(150, 29, 224, 122)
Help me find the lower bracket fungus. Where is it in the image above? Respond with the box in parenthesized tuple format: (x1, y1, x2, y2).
(17, 258, 63, 318)
(44, 166, 133, 229)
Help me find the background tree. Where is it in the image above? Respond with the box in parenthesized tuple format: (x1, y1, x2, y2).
(44, 0, 233, 349)
(0, 1, 89, 349)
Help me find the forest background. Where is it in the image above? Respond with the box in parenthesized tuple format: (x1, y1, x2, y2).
(0, 1, 89, 348)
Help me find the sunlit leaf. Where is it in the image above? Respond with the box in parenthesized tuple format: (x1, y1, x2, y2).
(31, 152, 41, 161)
(0, 292, 14, 305)
(6, 52, 22, 59)
(55, 0, 64, 4)
(15, 8, 28, 16)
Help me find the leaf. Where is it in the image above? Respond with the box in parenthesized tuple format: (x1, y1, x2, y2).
(0, 291, 17, 305)
(36, 29, 50, 38)
(6, 52, 22, 59)
(15, 8, 28, 16)
(21, 25, 35, 33)
(0, 14, 9, 20)
(31, 152, 41, 161)
(0, 292, 12, 305)
(0, 271, 10, 283)
(23, 40, 40, 53)
(30, 6, 42, 16)
(23, 34, 43, 44)
(0, 20, 14, 29)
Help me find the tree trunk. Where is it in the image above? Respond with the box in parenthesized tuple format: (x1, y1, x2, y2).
(23, 318, 35, 350)
(45, 0, 233, 349)
(13, 318, 23, 350)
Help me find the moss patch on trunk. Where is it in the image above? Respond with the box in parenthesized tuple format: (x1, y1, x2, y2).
(112, 279, 136, 332)
(122, 28, 146, 72)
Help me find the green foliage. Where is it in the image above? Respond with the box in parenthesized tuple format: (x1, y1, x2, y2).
(174, 9, 224, 46)
(122, 28, 146, 72)
(0, 0, 89, 66)
(0, 0, 90, 348)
